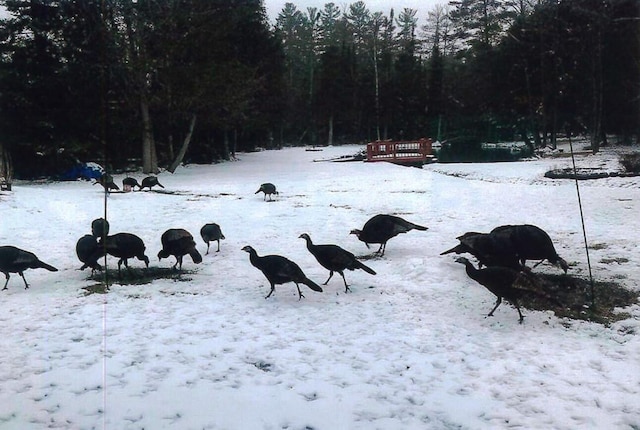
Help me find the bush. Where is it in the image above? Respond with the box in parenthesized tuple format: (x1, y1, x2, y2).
(619, 153, 640, 173)
(437, 140, 532, 163)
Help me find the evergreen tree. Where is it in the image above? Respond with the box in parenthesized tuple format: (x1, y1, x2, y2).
(449, 0, 509, 50)
(317, 44, 351, 145)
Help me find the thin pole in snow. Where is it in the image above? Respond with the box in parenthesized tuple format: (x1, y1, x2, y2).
(568, 136, 596, 308)
(102, 181, 108, 287)
(99, 7, 110, 426)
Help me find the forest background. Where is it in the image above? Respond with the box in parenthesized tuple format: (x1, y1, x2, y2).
(0, 0, 638, 179)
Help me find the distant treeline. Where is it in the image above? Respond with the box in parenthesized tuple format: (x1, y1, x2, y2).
(0, 0, 638, 178)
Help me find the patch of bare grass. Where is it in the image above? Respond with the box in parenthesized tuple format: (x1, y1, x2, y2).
(520, 273, 638, 326)
(82, 267, 195, 295)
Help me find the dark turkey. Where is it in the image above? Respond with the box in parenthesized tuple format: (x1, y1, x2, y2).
(98, 233, 149, 276)
(200, 223, 225, 254)
(122, 177, 141, 191)
(141, 176, 165, 191)
(94, 174, 119, 192)
(76, 234, 104, 273)
(456, 256, 556, 323)
(255, 183, 278, 201)
(350, 214, 428, 256)
(299, 233, 376, 293)
(441, 231, 520, 269)
(242, 245, 322, 299)
(489, 224, 569, 273)
(158, 228, 202, 270)
(0, 245, 58, 290)
(91, 218, 110, 240)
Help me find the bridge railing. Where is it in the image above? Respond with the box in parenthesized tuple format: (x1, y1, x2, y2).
(366, 138, 433, 164)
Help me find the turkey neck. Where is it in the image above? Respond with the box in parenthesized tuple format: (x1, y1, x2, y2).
(302, 236, 315, 251)
(247, 249, 261, 266)
(461, 259, 477, 278)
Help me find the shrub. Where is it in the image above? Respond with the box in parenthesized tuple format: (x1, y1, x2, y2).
(619, 153, 640, 173)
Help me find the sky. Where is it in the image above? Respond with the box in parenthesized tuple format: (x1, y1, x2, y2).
(0, 142, 639, 428)
(264, 0, 445, 23)
(0, 2, 445, 24)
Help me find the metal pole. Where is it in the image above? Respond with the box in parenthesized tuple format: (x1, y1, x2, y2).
(569, 136, 596, 308)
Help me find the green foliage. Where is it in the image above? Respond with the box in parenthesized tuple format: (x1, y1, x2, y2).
(491, 0, 640, 148)
(437, 114, 531, 162)
(0, 0, 638, 177)
(448, 0, 508, 49)
(0, 0, 284, 177)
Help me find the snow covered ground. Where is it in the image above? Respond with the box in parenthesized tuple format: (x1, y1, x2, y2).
(0, 143, 639, 429)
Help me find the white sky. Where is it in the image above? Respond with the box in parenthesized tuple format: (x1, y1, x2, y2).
(0, 2, 445, 24)
(264, 0, 445, 23)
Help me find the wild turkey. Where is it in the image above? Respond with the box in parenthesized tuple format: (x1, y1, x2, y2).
(255, 183, 278, 201)
(441, 231, 520, 269)
(98, 232, 149, 276)
(91, 218, 110, 240)
(489, 224, 569, 273)
(200, 223, 225, 254)
(0, 245, 58, 290)
(241, 245, 322, 299)
(76, 234, 104, 273)
(94, 174, 119, 192)
(455, 256, 556, 323)
(441, 232, 488, 258)
(350, 214, 428, 256)
(141, 176, 164, 191)
(122, 177, 141, 191)
(299, 233, 376, 293)
(158, 228, 202, 270)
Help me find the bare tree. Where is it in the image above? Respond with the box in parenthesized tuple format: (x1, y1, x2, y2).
(120, 1, 160, 174)
(371, 11, 385, 141)
(422, 5, 456, 57)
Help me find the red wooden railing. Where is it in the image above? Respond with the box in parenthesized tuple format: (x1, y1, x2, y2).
(366, 138, 434, 165)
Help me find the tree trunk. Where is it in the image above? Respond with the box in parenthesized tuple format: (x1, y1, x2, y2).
(223, 128, 230, 160)
(168, 114, 196, 173)
(232, 129, 237, 158)
(141, 96, 159, 174)
(590, 27, 603, 154)
(373, 37, 381, 141)
(523, 63, 542, 148)
(168, 134, 175, 161)
(0, 142, 13, 185)
(151, 134, 158, 170)
(327, 114, 334, 146)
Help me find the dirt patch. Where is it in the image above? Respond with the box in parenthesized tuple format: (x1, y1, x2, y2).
(599, 257, 629, 264)
(82, 267, 195, 294)
(147, 189, 238, 199)
(520, 273, 638, 326)
(356, 253, 381, 260)
(544, 168, 640, 180)
(330, 203, 352, 210)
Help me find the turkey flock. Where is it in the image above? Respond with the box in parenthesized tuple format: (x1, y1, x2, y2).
(95, 174, 165, 192)
(0, 178, 572, 324)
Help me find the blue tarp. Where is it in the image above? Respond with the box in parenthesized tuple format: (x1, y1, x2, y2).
(59, 162, 104, 181)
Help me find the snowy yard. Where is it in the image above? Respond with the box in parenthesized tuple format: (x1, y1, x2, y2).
(0, 144, 639, 429)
